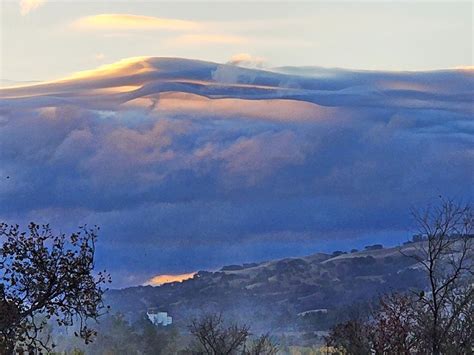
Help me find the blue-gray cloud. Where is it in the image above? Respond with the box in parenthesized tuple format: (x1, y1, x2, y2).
(1, 58, 473, 287)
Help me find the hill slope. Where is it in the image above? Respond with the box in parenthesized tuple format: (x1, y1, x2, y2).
(106, 242, 427, 331)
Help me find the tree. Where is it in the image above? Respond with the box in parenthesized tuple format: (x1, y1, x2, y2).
(189, 314, 250, 355)
(0, 222, 111, 354)
(87, 313, 139, 355)
(368, 293, 418, 355)
(403, 199, 473, 355)
(244, 334, 278, 355)
(325, 299, 374, 355)
(326, 319, 371, 355)
(326, 295, 422, 355)
(189, 314, 278, 355)
(327, 199, 474, 354)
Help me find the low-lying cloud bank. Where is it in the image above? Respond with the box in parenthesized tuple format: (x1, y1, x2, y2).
(1, 57, 472, 287)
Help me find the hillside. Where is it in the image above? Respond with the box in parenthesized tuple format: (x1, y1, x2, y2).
(105, 242, 427, 332)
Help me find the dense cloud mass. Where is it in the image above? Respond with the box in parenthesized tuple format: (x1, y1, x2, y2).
(1, 58, 473, 287)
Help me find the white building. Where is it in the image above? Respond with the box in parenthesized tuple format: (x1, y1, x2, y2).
(147, 308, 173, 326)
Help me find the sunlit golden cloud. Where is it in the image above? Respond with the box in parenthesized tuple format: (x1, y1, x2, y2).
(453, 65, 474, 71)
(61, 56, 151, 81)
(124, 92, 338, 123)
(19, 0, 45, 15)
(145, 272, 196, 286)
(228, 53, 266, 67)
(0, 57, 150, 95)
(72, 14, 201, 31)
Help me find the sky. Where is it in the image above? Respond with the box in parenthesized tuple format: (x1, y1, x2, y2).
(0, 0, 473, 83)
(0, 1, 473, 288)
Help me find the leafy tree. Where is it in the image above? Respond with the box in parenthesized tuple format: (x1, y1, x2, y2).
(87, 313, 139, 354)
(0, 222, 110, 354)
(133, 316, 179, 355)
(368, 293, 418, 354)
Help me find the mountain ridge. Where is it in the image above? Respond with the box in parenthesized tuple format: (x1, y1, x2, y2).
(105, 241, 428, 332)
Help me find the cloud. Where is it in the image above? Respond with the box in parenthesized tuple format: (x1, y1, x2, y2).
(218, 131, 305, 186)
(144, 272, 196, 286)
(72, 14, 201, 31)
(0, 57, 473, 287)
(19, 0, 45, 15)
(227, 53, 266, 68)
(135, 93, 337, 123)
(454, 66, 474, 71)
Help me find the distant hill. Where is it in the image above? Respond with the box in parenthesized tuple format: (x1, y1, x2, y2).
(105, 242, 428, 332)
